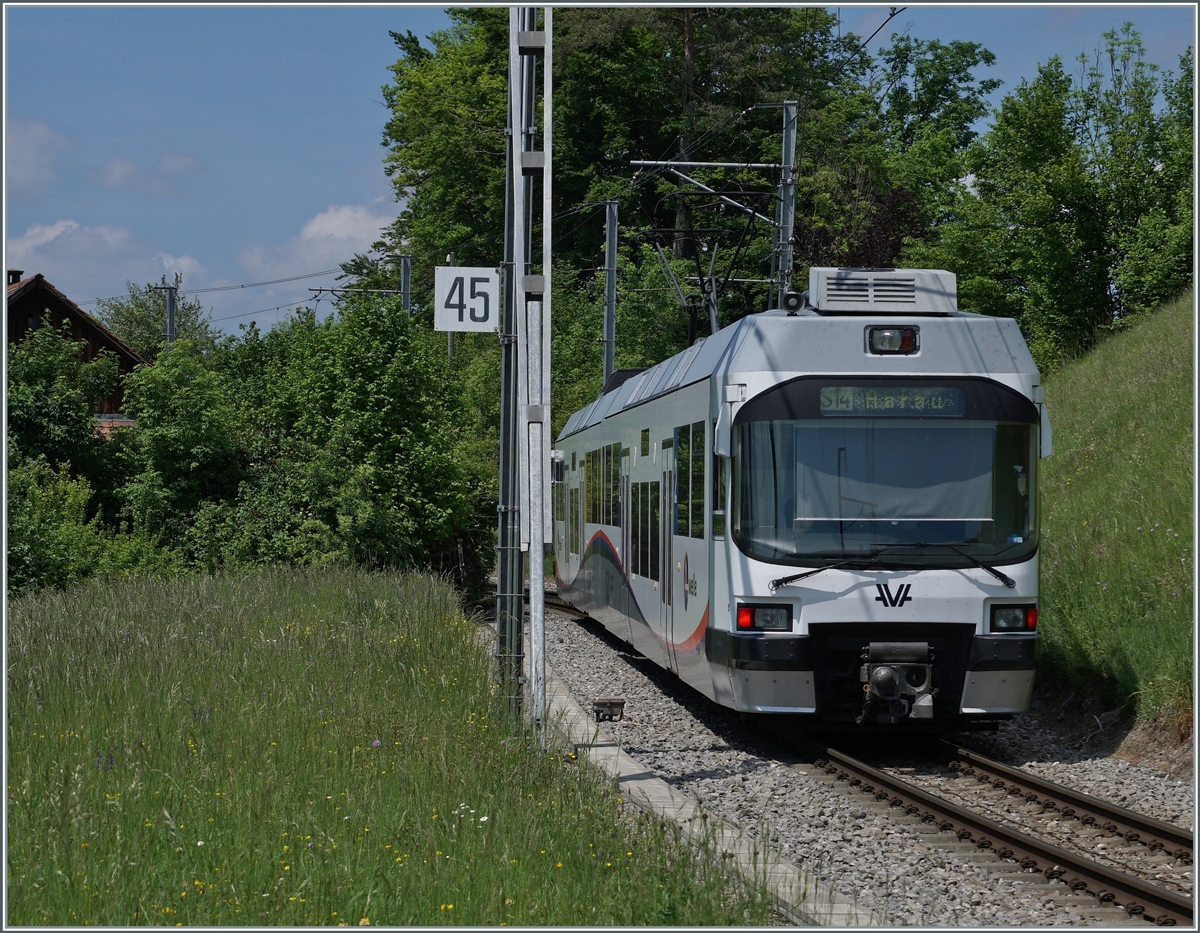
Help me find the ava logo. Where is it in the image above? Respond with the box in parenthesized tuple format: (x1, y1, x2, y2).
(875, 583, 913, 608)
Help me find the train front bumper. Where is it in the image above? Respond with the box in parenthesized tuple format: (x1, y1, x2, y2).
(706, 628, 1039, 721)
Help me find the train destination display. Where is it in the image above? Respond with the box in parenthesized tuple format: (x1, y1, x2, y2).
(819, 385, 966, 417)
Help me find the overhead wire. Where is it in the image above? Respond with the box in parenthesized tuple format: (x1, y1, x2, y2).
(74, 268, 342, 306)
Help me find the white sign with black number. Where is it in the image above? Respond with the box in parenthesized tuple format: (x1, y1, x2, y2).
(434, 266, 500, 332)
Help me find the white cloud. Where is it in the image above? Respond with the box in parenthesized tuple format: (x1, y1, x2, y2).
(7, 120, 72, 197)
(5, 218, 206, 302)
(99, 159, 139, 189)
(95, 150, 199, 194)
(240, 200, 399, 279)
(153, 252, 208, 282)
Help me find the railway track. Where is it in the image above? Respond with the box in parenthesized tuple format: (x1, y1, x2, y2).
(775, 736, 1193, 925)
(542, 592, 1192, 924)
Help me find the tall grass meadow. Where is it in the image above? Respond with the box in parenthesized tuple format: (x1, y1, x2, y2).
(7, 567, 772, 925)
(1038, 291, 1193, 731)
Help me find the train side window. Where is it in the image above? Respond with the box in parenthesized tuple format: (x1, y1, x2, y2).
(611, 442, 622, 526)
(631, 482, 641, 574)
(690, 420, 705, 538)
(601, 445, 610, 525)
(649, 480, 660, 581)
(675, 425, 690, 535)
(590, 448, 600, 524)
(641, 428, 650, 457)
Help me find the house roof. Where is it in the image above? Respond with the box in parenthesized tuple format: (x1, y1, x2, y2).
(7, 273, 148, 371)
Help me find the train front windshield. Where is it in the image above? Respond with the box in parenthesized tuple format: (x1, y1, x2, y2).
(731, 379, 1039, 567)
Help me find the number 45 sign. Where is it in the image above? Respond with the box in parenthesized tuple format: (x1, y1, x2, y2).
(434, 266, 500, 332)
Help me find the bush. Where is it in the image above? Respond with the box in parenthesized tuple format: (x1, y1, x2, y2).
(6, 452, 106, 592)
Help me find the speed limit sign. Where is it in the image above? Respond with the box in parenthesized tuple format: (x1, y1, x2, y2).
(434, 266, 500, 332)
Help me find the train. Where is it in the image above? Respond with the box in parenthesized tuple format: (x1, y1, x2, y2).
(552, 266, 1050, 729)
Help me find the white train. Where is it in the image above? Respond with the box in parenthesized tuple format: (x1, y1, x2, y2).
(553, 267, 1050, 729)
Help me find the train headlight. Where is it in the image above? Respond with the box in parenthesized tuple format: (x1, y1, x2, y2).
(736, 603, 792, 631)
(991, 604, 1037, 631)
(867, 326, 919, 354)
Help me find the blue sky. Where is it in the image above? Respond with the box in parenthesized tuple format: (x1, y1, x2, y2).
(5, 4, 1195, 332)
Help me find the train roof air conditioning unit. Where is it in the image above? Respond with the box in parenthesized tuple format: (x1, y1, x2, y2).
(808, 267, 957, 315)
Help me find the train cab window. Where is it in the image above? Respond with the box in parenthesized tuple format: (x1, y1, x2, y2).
(731, 377, 1039, 566)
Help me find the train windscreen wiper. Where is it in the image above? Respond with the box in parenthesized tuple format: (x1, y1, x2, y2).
(768, 541, 1017, 592)
(767, 544, 913, 592)
(912, 541, 1016, 588)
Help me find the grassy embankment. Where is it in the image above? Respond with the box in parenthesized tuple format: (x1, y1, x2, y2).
(7, 568, 773, 926)
(1038, 291, 1194, 734)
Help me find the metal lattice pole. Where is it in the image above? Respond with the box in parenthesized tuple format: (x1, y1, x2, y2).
(603, 200, 617, 388)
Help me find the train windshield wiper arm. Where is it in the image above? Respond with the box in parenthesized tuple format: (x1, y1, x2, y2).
(918, 542, 1016, 588)
(768, 544, 909, 592)
(768, 542, 1017, 591)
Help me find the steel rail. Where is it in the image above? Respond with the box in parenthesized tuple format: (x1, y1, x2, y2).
(811, 743, 1193, 926)
(942, 742, 1193, 864)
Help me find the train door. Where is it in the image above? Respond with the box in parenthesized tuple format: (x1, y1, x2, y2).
(661, 441, 677, 672)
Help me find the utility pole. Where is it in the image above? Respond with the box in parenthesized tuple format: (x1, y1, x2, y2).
(500, 7, 552, 728)
(497, 87, 523, 717)
(389, 254, 412, 315)
(151, 283, 178, 344)
(774, 101, 798, 305)
(602, 200, 617, 388)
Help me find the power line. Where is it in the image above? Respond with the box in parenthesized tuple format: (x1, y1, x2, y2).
(206, 302, 312, 326)
(75, 268, 342, 306)
(187, 269, 341, 294)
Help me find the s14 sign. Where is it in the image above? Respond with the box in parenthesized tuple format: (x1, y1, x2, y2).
(434, 266, 500, 332)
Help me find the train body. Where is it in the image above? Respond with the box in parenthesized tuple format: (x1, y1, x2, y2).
(553, 267, 1051, 728)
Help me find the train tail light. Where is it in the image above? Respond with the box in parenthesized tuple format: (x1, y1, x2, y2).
(736, 603, 791, 631)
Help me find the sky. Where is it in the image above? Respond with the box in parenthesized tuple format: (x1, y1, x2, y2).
(5, 4, 1195, 334)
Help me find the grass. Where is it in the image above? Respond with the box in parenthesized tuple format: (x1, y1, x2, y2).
(6, 567, 773, 926)
(1038, 290, 1193, 733)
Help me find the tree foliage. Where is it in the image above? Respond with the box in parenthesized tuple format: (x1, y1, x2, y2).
(94, 272, 217, 363)
(9, 15, 1191, 596)
(902, 30, 1192, 368)
(6, 322, 117, 486)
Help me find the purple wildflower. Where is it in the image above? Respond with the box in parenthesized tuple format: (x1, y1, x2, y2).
(372, 739, 382, 748)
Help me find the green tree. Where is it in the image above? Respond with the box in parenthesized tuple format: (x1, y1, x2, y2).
(1071, 30, 1194, 314)
(902, 59, 1111, 368)
(94, 272, 216, 363)
(381, 10, 509, 296)
(877, 35, 1001, 235)
(202, 298, 494, 588)
(6, 321, 118, 488)
(118, 340, 245, 541)
(5, 445, 107, 593)
(877, 36, 1001, 151)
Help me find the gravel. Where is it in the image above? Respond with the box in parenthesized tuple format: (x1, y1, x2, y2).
(544, 607, 1194, 926)
(958, 715, 1194, 831)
